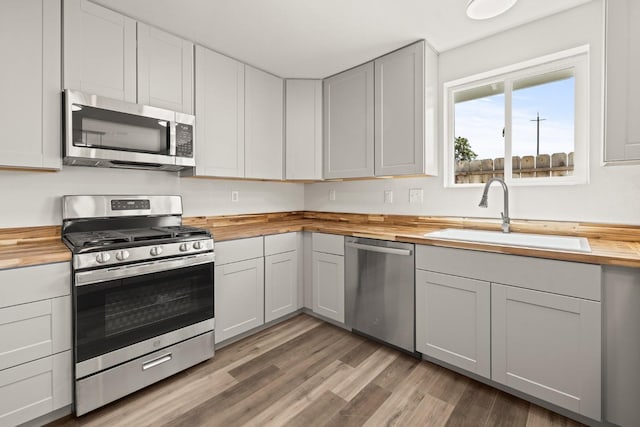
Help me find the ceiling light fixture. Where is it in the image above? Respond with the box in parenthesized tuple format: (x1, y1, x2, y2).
(466, 0, 518, 20)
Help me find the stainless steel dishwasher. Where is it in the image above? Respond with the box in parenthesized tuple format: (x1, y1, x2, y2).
(345, 237, 415, 353)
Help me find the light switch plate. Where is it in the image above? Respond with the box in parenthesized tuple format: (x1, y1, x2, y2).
(231, 191, 239, 202)
(329, 190, 336, 201)
(409, 188, 423, 204)
(384, 190, 393, 204)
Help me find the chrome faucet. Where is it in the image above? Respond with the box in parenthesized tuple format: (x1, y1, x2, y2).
(479, 177, 510, 233)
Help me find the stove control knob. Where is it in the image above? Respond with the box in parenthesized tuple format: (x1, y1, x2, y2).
(115, 250, 130, 261)
(96, 252, 111, 264)
(193, 241, 203, 250)
(179, 243, 191, 252)
(150, 246, 163, 256)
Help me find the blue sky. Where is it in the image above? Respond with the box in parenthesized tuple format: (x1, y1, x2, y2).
(454, 77, 575, 160)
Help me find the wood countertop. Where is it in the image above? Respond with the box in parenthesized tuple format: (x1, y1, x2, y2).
(198, 212, 640, 268)
(3, 212, 640, 269)
(0, 225, 70, 269)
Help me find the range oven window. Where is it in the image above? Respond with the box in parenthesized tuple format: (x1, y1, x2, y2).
(72, 104, 171, 155)
(76, 262, 213, 363)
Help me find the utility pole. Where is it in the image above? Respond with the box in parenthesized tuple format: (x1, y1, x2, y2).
(530, 112, 547, 156)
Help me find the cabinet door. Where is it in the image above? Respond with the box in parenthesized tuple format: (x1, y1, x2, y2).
(0, 0, 61, 169)
(605, 0, 640, 162)
(64, 0, 136, 102)
(374, 42, 424, 176)
(323, 62, 374, 179)
(0, 296, 71, 371)
(416, 270, 490, 378)
(265, 251, 298, 323)
(193, 46, 245, 177)
(312, 252, 344, 323)
(492, 283, 601, 420)
(137, 23, 193, 114)
(285, 80, 323, 180)
(214, 258, 264, 343)
(0, 351, 71, 427)
(245, 66, 284, 180)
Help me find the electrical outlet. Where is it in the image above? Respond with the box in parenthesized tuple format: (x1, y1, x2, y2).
(329, 189, 336, 201)
(231, 191, 239, 202)
(384, 190, 393, 204)
(409, 188, 423, 204)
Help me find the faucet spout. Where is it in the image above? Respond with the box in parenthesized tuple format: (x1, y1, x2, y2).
(478, 177, 510, 233)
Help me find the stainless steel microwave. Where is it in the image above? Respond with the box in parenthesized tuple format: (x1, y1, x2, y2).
(63, 89, 195, 171)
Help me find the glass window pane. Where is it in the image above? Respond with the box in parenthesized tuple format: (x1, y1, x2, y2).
(512, 70, 575, 179)
(453, 82, 505, 184)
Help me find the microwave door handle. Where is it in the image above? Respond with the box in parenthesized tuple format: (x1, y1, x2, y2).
(169, 121, 177, 156)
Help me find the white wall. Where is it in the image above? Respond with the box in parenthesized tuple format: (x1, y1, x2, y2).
(0, 167, 303, 227)
(305, 0, 640, 225)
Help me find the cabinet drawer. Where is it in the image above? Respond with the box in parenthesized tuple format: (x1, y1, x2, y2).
(416, 245, 601, 301)
(215, 236, 264, 265)
(0, 351, 71, 427)
(265, 232, 298, 256)
(312, 233, 344, 256)
(0, 296, 71, 371)
(0, 262, 70, 309)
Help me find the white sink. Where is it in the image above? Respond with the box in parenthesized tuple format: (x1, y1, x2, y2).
(424, 228, 591, 253)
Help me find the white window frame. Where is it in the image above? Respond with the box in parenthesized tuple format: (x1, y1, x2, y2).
(443, 45, 590, 188)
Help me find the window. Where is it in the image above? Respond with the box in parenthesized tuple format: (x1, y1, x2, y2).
(444, 46, 589, 186)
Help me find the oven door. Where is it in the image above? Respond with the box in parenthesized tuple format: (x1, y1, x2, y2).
(74, 253, 214, 378)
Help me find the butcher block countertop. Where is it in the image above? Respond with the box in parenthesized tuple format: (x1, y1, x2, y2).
(3, 211, 640, 269)
(0, 225, 70, 269)
(188, 211, 640, 268)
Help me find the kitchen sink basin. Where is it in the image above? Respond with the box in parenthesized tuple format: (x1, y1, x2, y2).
(424, 228, 592, 253)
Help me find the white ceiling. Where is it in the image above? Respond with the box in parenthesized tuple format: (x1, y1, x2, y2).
(94, 0, 594, 78)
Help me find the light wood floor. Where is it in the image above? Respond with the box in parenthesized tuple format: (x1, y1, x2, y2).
(52, 314, 585, 427)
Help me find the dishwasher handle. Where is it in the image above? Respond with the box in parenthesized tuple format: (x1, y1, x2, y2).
(345, 242, 413, 256)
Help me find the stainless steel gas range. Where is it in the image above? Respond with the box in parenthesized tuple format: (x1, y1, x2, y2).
(62, 195, 215, 416)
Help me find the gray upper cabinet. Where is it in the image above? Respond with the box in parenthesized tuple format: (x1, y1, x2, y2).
(375, 41, 435, 176)
(191, 46, 245, 178)
(323, 62, 375, 179)
(285, 80, 323, 180)
(64, 0, 137, 102)
(605, 0, 640, 162)
(137, 23, 193, 114)
(245, 66, 284, 180)
(64, 0, 193, 114)
(0, 0, 61, 170)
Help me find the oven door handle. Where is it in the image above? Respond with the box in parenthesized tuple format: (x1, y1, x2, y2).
(75, 252, 215, 286)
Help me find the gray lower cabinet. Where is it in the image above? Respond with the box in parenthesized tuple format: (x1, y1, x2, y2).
(491, 283, 601, 421)
(603, 266, 640, 427)
(415, 270, 490, 378)
(0, 262, 72, 426)
(215, 233, 302, 344)
(264, 233, 300, 323)
(311, 233, 345, 323)
(214, 237, 265, 344)
(415, 245, 601, 421)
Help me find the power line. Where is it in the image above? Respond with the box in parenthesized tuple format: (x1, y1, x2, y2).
(530, 112, 547, 156)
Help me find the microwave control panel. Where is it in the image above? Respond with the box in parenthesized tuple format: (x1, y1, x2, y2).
(176, 124, 193, 158)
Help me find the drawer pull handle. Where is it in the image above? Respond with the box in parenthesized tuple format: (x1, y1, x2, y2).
(142, 353, 172, 371)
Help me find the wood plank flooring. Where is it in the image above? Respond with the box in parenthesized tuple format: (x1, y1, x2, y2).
(51, 314, 585, 427)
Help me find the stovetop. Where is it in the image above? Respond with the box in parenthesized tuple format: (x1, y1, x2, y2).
(62, 195, 215, 269)
(64, 226, 209, 250)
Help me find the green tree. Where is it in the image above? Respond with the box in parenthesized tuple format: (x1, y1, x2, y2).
(454, 136, 478, 161)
